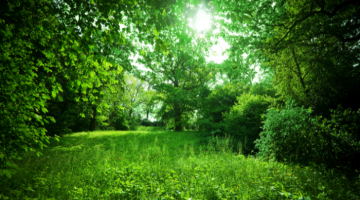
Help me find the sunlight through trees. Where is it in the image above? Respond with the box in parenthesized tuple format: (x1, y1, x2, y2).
(1, 1, 360, 198)
(194, 10, 212, 32)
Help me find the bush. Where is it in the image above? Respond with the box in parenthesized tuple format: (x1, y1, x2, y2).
(95, 114, 109, 130)
(109, 110, 129, 130)
(255, 100, 360, 178)
(197, 82, 250, 133)
(312, 105, 360, 176)
(141, 119, 153, 126)
(254, 99, 315, 159)
(129, 114, 142, 130)
(223, 93, 273, 154)
(140, 119, 165, 127)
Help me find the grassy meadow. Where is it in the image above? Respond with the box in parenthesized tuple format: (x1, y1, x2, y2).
(1, 128, 359, 199)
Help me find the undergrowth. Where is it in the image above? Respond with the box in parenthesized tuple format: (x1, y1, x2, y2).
(0, 130, 359, 199)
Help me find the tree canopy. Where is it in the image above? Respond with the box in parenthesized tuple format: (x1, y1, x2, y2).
(135, 19, 215, 130)
(214, 0, 360, 115)
(0, 0, 178, 177)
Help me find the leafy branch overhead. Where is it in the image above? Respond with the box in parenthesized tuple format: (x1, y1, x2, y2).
(0, 0, 180, 177)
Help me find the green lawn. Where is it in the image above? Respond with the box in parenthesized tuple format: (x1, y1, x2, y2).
(1, 130, 359, 199)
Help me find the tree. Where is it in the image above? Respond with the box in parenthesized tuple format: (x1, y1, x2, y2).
(116, 74, 148, 128)
(223, 92, 274, 154)
(122, 75, 146, 118)
(0, 0, 62, 177)
(197, 82, 250, 132)
(44, 29, 134, 134)
(265, 40, 360, 117)
(136, 22, 215, 131)
(142, 89, 159, 120)
(213, 0, 360, 115)
(0, 0, 180, 177)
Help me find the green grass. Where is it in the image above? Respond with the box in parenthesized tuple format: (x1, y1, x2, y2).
(1, 130, 359, 199)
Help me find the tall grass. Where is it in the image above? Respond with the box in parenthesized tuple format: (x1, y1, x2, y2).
(1, 130, 359, 199)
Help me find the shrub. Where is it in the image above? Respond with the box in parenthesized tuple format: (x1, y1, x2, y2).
(96, 114, 109, 130)
(140, 119, 153, 126)
(223, 93, 273, 154)
(254, 99, 315, 160)
(255, 100, 360, 178)
(312, 105, 360, 176)
(197, 82, 250, 133)
(109, 110, 129, 130)
(129, 114, 142, 130)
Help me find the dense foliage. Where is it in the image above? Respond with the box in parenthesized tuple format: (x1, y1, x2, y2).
(198, 82, 250, 133)
(255, 100, 316, 159)
(255, 100, 360, 178)
(135, 19, 215, 131)
(198, 80, 278, 154)
(223, 93, 273, 154)
(215, 0, 360, 116)
(0, 0, 176, 176)
(2, 0, 360, 187)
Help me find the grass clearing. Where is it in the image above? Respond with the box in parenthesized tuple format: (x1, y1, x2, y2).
(1, 130, 359, 199)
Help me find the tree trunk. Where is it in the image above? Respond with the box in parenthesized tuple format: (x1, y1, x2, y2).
(89, 106, 97, 131)
(173, 80, 182, 131)
(174, 101, 182, 131)
(129, 108, 133, 118)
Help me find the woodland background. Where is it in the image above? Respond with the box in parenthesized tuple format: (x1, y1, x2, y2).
(1, 0, 360, 184)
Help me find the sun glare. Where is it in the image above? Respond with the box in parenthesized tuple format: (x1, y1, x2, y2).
(194, 10, 211, 32)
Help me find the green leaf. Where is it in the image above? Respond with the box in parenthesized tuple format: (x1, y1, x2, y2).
(155, 41, 161, 52)
(226, 13, 230, 20)
(242, 15, 251, 23)
(41, 107, 48, 113)
(153, 27, 159, 36)
(51, 91, 56, 98)
(2, 169, 12, 178)
(231, 13, 236, 22)
(47, 116, 56, 123)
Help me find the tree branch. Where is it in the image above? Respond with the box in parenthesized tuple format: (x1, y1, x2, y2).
(273, 0, 360, 48)
(319, 0, 360, 18)
(280, 59, 299, 76)
(303, 63, 316, 80)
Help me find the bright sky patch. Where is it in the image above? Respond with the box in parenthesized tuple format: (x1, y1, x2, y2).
(194, 10, 211, 32)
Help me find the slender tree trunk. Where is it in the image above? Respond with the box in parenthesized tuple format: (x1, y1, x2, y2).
(174, 101, 182, 131)
(89, 106, 97, 131)
(146, 84, 151, 119)
(174, 81, 182, 131)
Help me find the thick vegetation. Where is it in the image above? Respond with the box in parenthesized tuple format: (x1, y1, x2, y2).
(256, 100, 360, 179)
(1, 130, 359, 199)
(1, 0, 360, 198)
